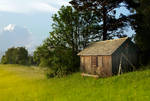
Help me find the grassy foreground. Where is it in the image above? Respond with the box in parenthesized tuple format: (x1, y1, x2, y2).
(0, 64, 150, 101)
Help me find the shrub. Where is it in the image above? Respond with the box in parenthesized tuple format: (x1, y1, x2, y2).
(34, 45, 80, 78)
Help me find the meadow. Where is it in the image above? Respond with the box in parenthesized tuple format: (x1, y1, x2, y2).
(0, 64, 150, 101)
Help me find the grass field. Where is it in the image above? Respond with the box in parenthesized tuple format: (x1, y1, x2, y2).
(0, 64, 150, 101)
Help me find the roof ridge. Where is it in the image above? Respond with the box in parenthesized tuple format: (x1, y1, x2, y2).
(97, 37, 128, 43)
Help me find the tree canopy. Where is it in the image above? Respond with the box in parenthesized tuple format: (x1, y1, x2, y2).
(129, 0, 150, 64)
(1, 47, 33, 65)
(69, 0, 137, 40)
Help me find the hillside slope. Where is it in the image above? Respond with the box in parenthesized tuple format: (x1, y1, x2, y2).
(0, 64, 150, 101)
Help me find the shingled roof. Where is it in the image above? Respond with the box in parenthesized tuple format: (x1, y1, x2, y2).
(78, 37, 129, 56)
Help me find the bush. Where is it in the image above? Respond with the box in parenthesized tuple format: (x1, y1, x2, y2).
(47, 47, 79, 77)
(34, 45, 80, 78)
(46, 70, 55, 78)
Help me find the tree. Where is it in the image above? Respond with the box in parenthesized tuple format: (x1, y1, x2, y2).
(1, 47, 30, 65)
(1, 56, 7, 64)
(70, 0, 137, 40)
(129, 0, 150, 65)
(33, 43, 53, 67)
(49, 6, 100, 50)
(48, 6, 101, 70)
(16, 47, 28, 65)
(28, 55, 35, 66)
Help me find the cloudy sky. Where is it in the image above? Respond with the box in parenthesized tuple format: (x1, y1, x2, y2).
(0, 0, 134, 53)
(0, 0, 70, 53)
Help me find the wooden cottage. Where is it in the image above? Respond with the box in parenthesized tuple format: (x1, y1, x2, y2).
(78, 37, 139, 77)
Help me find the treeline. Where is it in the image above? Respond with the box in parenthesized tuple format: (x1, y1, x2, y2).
(1, 0, 150, 77)
(1, 47, 35, 65)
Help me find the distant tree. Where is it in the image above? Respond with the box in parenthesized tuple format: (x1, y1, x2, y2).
(70, 0, 137, 40)
(1, 47, 30, 65)
(16, 47, 28, 65)
(4, 47, 16, 64)
(28, 55, 35, 66)
(1, 55, 7, 64)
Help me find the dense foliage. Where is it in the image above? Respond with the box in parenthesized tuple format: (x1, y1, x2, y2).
(49, 6, 102, 50)
(69, 0, 137, 40)
(130, 0, 150, 65)
(1, 47, 34, 65)
(34, 45, 79, 77)
(33, 43, 79, 77)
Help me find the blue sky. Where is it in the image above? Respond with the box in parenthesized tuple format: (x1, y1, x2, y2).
(0, 0, 70, 52)
(0, 0, 134, 53)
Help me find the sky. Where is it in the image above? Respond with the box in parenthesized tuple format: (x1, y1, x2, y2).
(0, 0, 134, 54)
(0, 0, 70, 53)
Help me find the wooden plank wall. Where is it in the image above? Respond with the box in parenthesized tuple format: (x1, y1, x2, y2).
(96, 56, 102, 75)
(80, 55, 112, 77)
(100, 56, 112, 77)
(80, 56, 91, 74)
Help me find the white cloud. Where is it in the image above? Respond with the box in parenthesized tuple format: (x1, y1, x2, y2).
(0, 0, 70, 14)
(0, 24, 36, 52)
(4, 24, 15, 32)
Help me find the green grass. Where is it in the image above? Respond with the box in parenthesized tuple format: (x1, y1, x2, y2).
(0, 64, 150, 101)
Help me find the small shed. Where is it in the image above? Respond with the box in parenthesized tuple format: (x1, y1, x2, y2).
(78, 37, 139, 77)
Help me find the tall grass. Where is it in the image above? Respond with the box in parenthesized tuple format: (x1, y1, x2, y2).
(0, 64, 150, 101)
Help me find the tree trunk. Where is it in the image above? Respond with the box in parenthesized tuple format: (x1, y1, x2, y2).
(102, 7, 107, 41)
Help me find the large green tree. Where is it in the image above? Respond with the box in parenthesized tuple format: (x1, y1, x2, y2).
(48, 6, 101, 68)
(70, 0, 138, 40)
(129, 0, 150, 64)
(49, 6, 100, 50)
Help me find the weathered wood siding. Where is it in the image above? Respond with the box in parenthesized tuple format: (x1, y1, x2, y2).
(112, 39, 139, 75)
(96, 56, 102, 75)
(80, 56, 91, 74)
(101, 56, 112, 76)
(80, 55, 112, 77)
